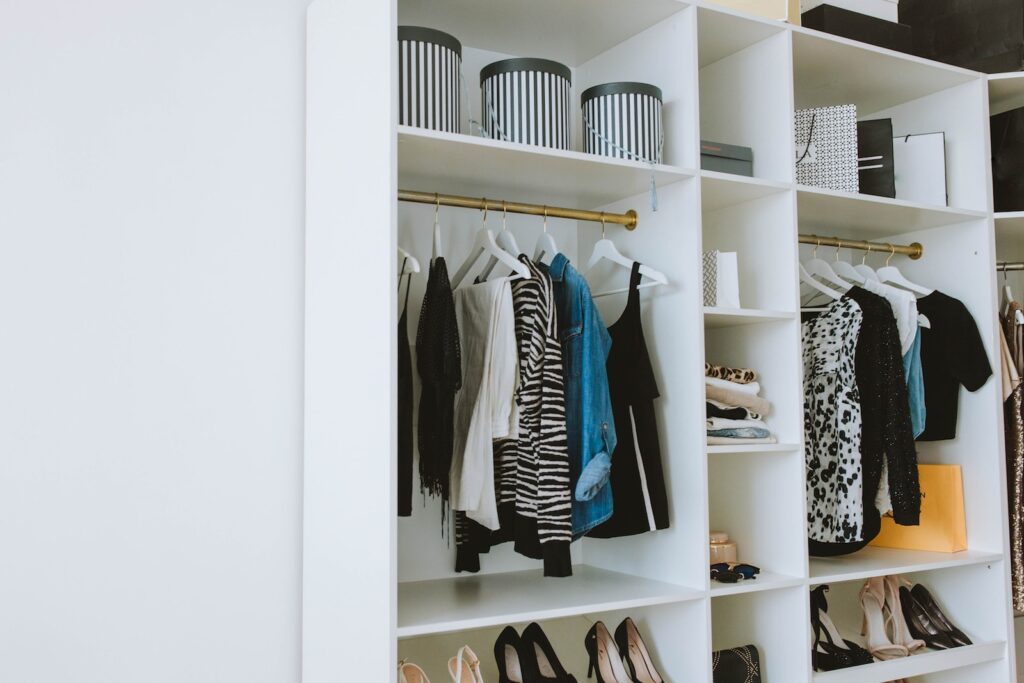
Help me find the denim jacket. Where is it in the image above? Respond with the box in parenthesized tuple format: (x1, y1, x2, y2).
(546, 254, 617, 537)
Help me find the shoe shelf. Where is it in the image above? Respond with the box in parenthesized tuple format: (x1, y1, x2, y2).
(396, 565, 703, 638)
(702, 307, 796, 328)
(812, 641, 1007, 683)
(398, 126, 695, 209)
(809, 548, 1004, 585)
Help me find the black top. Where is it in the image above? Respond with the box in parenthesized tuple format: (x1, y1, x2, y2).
(810, 287, 920, 557)
(397, 265, 413, 517)
(588, 263, 669, 539)
(915, 290, 993, 441)
(415, 257, 462, 514)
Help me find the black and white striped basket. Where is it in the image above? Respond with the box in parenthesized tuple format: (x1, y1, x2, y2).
(581, 82, 663, 163)
(479, 58, 572, 150)
(397, 26, 461, 133)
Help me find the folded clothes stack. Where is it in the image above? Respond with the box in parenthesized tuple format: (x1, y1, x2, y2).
(704, 362, 776, 445)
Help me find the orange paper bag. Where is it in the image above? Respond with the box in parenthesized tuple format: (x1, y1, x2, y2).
(869, 464, 967, 553)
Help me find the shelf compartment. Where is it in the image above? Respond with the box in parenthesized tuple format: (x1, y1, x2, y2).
(397, 0, 685, 68)
(809, 547, 1003, 585)
(397, 565, 703, 638)
(792, 29, 979, 115)
(703, 307, 795, 328)
(700, 170, 791, 213)
(797, 185, 987, 239)
(707, 443, 800, 454)
(989, 72, 1024, 116)
(710, 571, 804, 597)
(398, 126, 694, 209)
(812, 641, 1006, 683)
(696, 5, 784, 69)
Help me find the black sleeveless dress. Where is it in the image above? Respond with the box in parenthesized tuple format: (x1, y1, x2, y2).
(588, 262, 669, 538)
(397, 263, 413, 517)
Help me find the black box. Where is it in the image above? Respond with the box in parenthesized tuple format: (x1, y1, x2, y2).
(900, 0, 1024, 73)
(801, 4, 913, 53)
(700, 140, 754, 177)
(992, 107, 1024, 211)
(857, 119, 896, 198)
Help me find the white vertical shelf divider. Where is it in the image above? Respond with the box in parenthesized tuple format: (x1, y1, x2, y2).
(303, 1, 1018, 681)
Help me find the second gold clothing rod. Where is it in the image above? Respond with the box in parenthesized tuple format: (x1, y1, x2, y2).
(398, 189, 639, 230)
(998, 262, 1024, 271)
(799, 233, 924, 260)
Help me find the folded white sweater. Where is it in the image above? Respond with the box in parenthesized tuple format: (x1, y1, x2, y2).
(704, 376, 761, 395)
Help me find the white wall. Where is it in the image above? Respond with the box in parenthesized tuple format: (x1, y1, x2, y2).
(0, 1, 307, 681)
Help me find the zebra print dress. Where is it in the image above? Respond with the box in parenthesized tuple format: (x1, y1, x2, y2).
(455, 256, 573, 577)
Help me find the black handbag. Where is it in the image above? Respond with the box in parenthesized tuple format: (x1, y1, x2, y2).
(857, 119, 895, 199)
(712, 644, 762, 683)
(992, 107, 1024, 212)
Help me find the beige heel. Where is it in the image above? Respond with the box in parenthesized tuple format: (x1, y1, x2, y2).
(860, 577, 909, 660)
(399, 660, 432, 683)
(884, 576, 926, 653)
(448, 646, 484, 683)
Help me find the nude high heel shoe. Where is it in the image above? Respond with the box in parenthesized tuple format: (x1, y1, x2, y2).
(399, 660, 432, 683)
(448, 646, 484, 683)
(860, 577, 909, 660)
(884, 576, 925, 653)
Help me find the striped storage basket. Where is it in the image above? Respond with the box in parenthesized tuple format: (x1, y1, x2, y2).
(397, 26, 461, 133)
(480, 58, 572, 150)
(582, 82, 663, 163)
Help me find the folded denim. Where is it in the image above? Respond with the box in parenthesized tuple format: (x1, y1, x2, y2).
(706, 417, 769, 431)
(704, 376, 761, 395)
(706, 399, 762, 421)
(707, 427, 771, 439)
(705, 384, 771, 416)
(707, 435, 778, 445)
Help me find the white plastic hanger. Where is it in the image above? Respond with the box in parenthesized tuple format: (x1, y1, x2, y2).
(830, 241, 867, 285)
(586, 214, 668, 298)
(855, 248, 880, 283)
(1002, 265, 1024, 325)
(876, 243, 934, 296)
(398, 246, 420, 275)
(799, 262, 842, 302)
(432, 193, 442, 260)
(450, 201, 531, 288)
(479, 201, 522, 280)
(533, 206, 559, 265)
(803, 239, 852, 291)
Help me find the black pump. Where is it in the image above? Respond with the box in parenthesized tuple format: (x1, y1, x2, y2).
(613, 617, 664, 683)
(910, 584, 972, 647)
(494, 626, 534, 683)
(810, 585, 874, 672)
(899, 586, 959, 650)
(520, 622, 576, 682)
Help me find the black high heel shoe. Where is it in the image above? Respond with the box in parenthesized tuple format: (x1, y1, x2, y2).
(495, 626, 539, 683)
(613, 617, 664, 683)
(810, 585, 874, 672)
(910, 583, 972, 647)
(898, 586, 959, 650)
(584, 621, 631, 683)
(520, 622, 577, 682)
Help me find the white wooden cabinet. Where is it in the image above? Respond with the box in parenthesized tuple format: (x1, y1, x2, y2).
(305, 1, 1016, 681)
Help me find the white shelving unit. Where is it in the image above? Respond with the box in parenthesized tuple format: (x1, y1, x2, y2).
(304, 1, 1017, 681)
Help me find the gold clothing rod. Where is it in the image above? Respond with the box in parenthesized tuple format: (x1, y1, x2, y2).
(799, 233, 924, 260)
(398, 189, 639, 230)
(998, 262, 1024, 272)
